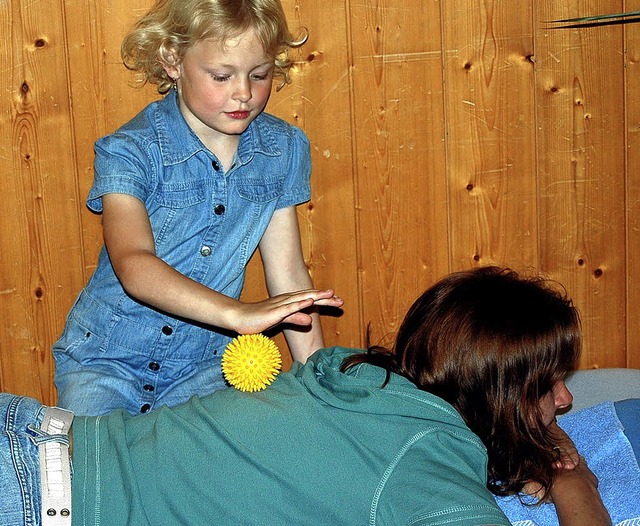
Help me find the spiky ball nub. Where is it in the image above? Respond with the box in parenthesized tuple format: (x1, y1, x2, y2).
(221, 334, 282, 392)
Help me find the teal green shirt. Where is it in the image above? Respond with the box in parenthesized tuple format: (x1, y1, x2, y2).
(71, 347, 509, 525)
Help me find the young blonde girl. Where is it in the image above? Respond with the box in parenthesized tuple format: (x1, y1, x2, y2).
(53, 0, 342, 416)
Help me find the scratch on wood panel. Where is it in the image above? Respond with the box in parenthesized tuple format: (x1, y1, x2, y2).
(479, 167, 511, 175)
(455, 106, 504, 133)
(305, 70, 349, 110)
(0, 288, 17, 295)
(362, 51, 442, 63)
(566, 75, 588, 254)
(547, 51, 561, 63)
(543, 178, 599, 190)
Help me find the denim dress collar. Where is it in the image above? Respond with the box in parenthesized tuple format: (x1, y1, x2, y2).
(153, 90, 282, 170)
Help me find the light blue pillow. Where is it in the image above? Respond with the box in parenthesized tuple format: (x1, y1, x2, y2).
(565, 368, 640, 412)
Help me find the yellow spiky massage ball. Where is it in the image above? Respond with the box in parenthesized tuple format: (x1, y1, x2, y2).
(221, 334, 282, 392)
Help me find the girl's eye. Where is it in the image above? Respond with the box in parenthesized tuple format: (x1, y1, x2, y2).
(212, 75, 229, 82)
(251, 69, 273, 81)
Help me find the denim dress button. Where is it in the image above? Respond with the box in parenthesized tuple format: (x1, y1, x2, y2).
(148, 362, 160, 371)
(214, 204, 225, 215)
(200, 246, 212, 257)
(140, 404, 151, 413)
(143, 384, 155, 392)
(162, 325, 173, 335)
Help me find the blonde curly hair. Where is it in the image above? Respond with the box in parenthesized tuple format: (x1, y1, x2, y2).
(121, 0, 307, 94)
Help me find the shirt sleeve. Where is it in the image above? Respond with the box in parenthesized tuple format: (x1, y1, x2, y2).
(377, 430, 511, 526)
(87, 133, 157, 213)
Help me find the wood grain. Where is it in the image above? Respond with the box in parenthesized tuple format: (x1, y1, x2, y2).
(535, 0, 627, 368)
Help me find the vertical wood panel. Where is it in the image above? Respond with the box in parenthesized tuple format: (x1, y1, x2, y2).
(241, 0, 359, 368)
(535, 0, 627, 369)
(64, 0, 159, 277)
(349, 0, 449, 348)
(443, 0, 538, 272)
(626, 0, 640, 369)
(0, 0, 86, 403)
(283, 0, 360, 348)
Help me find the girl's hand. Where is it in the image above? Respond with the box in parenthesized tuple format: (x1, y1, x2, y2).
(231, 289, 342, 335)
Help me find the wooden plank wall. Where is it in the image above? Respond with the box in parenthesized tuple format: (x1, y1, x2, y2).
(1, 0, 638, 405)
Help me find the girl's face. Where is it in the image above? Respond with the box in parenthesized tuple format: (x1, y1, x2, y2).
(164, 28, 275, 152)
(539, 380, 574, 426)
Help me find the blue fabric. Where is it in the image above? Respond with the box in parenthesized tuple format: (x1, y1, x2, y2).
(565, 368, 640, 412)
(496, 401, 640, 526)
(615, 399, 640, 462)
(0, 394, 46, 526)
(53, 89, 312, 416)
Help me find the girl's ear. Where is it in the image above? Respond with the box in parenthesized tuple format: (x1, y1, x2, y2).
(161, 49, 181, 80)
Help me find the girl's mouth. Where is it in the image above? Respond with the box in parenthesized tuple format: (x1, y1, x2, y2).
(226, 111, 251, 120)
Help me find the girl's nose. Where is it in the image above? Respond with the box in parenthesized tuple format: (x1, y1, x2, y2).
(233, 78, 252, 103)
(553, 380, 574, 410)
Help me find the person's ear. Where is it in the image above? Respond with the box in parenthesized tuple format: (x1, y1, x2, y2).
(161, 49, 181, 81)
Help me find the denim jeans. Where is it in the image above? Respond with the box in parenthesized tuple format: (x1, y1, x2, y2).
(0, 394, 46, 526)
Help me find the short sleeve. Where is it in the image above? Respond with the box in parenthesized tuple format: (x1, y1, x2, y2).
(87, 133, 157, 213)
(377, 430, 511, 526)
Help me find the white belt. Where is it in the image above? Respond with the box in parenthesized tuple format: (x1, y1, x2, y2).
(37, 406, 74, 526)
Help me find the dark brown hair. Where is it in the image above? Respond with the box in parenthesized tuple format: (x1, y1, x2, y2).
(342, 266, 581, 498)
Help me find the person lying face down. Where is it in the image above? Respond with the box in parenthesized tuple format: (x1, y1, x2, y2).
(0, 266, 609, 525)
(343, 266, 611, 526)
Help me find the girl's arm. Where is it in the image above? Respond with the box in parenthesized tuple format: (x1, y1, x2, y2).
(102, 193, 337, 333)
(259, 206, 343, 363)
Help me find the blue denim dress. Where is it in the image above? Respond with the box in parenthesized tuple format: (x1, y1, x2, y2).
(53, 90, 312, 416)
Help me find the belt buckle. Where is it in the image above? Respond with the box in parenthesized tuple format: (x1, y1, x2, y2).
(38, 407, 74, 526)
